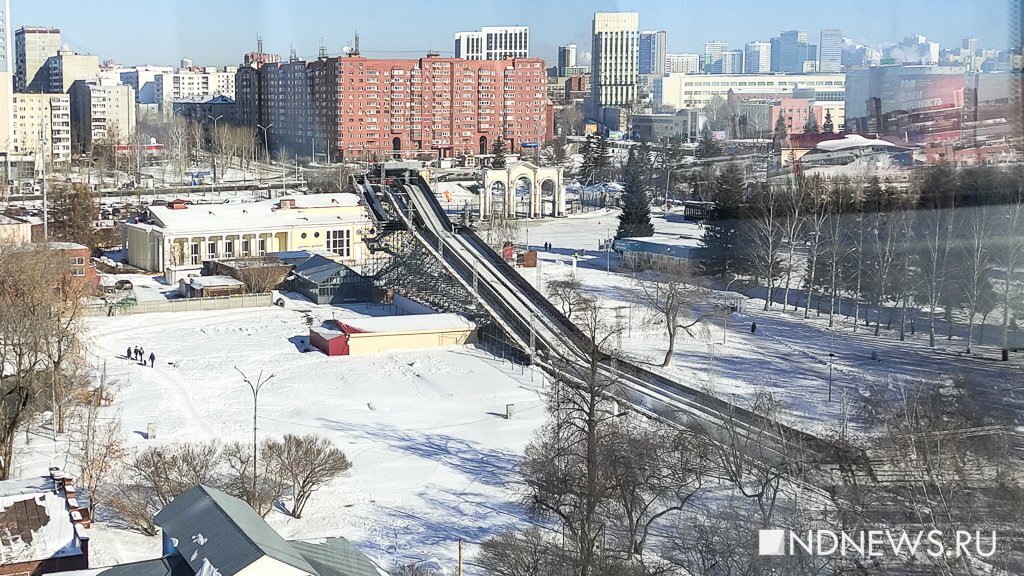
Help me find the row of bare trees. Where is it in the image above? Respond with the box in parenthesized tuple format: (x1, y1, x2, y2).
(108, 434, 352, 535)
(700, 165, 1024, 353)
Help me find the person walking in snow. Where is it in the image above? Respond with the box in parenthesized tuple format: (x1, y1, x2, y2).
(126, 346, 132, 360)
(133, 346, 139, 361)
(149, 352, 155, 367)
(750, 322, 757, 334)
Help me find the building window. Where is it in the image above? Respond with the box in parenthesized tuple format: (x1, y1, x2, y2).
(326, 229, 351, 257)
(257, 238, 267, 256)
(224, 240, 234, 258)
(190, 243, 200, 265)
(207, 241, 216, 258)
(241, 239, 250, 256)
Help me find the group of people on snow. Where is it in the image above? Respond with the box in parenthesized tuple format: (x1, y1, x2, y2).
(127, 345, 155, 367)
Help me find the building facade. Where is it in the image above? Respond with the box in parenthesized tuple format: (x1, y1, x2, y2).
(14, 26, 59, 92)
(745, 42, 772, 73)
(154, 67, 237, 114)
(666, 53, 700, 74)
(0, 1, 12, 156)
(845, 65, 965, 144)
(590, 11, 639, 116)
(639, 30, 667, 75)
(557, 44, 576, 76)
(818, 28, 843, 73)
(704, 41, 728, 72)
(719, 50, 744, 74)
(454, 26, 529, 60)
(257, 54, 551, 160)
(11, 93, 71, 166)
(772, 30, 817, 73)
(119, 65, 175, 103)
(46, 48, 100, 93)
(69, 80, 136, 150)
(655, 72, 845, 111)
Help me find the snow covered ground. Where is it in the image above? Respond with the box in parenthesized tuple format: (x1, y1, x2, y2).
(13, 297, 549, 573)
(523, 208, 1024, 431)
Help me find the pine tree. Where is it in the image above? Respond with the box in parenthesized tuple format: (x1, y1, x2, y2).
(822, 109, 835, 134)
(803, 110, 820, 134)
(616, 144, 655, 239)
(699, 164, 747, 278)
(593, 135, 612, 182)
(53, 183, 97, 248)
(773, 111, 788, 152)
(576, 134, 595, 183)
(697, 123, 722, 159)
(490, 137, 507, 169)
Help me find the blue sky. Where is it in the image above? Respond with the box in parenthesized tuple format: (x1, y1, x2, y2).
(13, 0, 1011, 67)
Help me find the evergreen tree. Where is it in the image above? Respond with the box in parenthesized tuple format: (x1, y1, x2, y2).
(593, 135, 612, 182)
(803, 110, 820, 134)
(699, 164, 747, 278)
(576, 134, 595, 183)
(490, 137, 507, 169)
(822, 109, 835, 134)
(697, 124, 722, 159)
(773, 111, 788, 152)
(616, 144, 655, 239)
(53, 183, 97, 248)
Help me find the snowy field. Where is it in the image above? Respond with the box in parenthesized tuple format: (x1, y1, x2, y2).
(523, 208, 1024, 431)
(13, 298, 549, 573)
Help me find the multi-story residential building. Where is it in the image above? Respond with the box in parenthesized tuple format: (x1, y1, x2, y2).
(557, 44, 576, 77)
(14, 26, 60, 92)
(120, 65, 175, 103)
(819, 28, 843, 73)
(744, 42, 772, 74)
(172, 95, 236, 148)
(11, 93, 71, 166)
(639, 30, 667, 75)
(704, 40, 728, 72)
(234, 64, 261, 130)
(772, 30, 817, 73)
(565, 74, 589, 102)
(153, 67, 237, 115)
(666, 53, 700, 74)
(46, 48, 100, 93)
(256, 54, 550, 161)
(655, 72, 846, 111)
(123, 194, 373, 281)
(0, 1, 13, 156)
(590, 11, 639, 118)
(68, 80, 136, 150)
(845, 65, 964, 144)
(454, 26, 529, 60)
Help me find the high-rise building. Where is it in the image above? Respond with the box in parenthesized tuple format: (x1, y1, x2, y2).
(68, 80, 136, 150)
(256, 54, 550, 160)
(46, 48, 100, 93)
(454, 26, 529, 60)
(885, 35, 940, 64)
(772, 30, 817, 73)
(704, 40, 728, 72)
(153, 67, 237, 114)
(666, 53, 700, 74)
(119, 65, 175, 104)
(0, 1, 12, 156)
(655, 72, 846, 111)
(10, 93, 71, 166)
(639, 30, 668, 75)
(558, 44, 577, 76)
(14, 26, 60, 92)
(719, 50, 745, 74)
(590, 11, 639, 116)
(745, 42, 772, 73)
(818, 28, 842, 73)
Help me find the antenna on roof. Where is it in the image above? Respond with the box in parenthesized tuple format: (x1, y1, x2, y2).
(289, 44, 297, 62)
(257, 35, 263, 54)
(353, 31, 360, 56)
(319, 37, 327, 59)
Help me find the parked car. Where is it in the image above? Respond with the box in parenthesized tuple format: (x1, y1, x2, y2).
(150, 199, 168, 207)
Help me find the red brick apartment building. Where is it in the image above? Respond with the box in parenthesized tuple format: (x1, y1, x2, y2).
(239, 54, 553, 161)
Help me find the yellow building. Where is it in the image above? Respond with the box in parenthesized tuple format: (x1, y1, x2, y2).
(123, 193, 372, 282)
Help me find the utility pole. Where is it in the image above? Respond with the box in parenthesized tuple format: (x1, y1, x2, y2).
(236, 367, 275, 498)
(39, 121, 49, 240)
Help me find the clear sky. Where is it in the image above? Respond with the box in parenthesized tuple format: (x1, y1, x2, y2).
(12, 0, 1011, 68)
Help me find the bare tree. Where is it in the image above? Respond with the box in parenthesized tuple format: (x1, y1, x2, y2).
(267, 433, 352, 518)
(801, 177, 830, 319)
(747, 185, 784, 310)
(222, 440, 284, 517)
(778, 179, 809, 312)
(545, 276, 593, 320)
(998, 175, 1024, 355)
(306, 165, 356, 194)
(234, 263, 289, 293)
(634, 260, 711, 367)
(960, 204, 993, 353)
(475, 526, 566, 576)
(71, 413, 128, 515)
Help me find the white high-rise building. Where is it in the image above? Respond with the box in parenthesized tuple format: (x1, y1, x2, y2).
(454, 26, 529, 60)
(11, 93, 71, 166)
(744, 42, 772, 73)
(639, 30, 668, 75)
(557, 44, 577, 76)
(69, 80, 136, 149)
(153, 68, 237, 114)
(666, 53, 700, 74)
(818, 28, 843, 73)
(704, 40, 728, 71)
(590, 11, 639, 115)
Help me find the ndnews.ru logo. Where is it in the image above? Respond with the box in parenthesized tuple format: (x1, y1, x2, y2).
(758, 529, 998, 558)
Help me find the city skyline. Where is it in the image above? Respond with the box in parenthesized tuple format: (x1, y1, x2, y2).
(12, 0, 1011, 68)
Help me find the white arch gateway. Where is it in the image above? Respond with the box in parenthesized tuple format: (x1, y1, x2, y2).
(479, 161, 564, 219)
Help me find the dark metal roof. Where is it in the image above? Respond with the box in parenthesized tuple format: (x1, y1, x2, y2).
(291, 538, 384, 576)
(98, 555, 195, 576)
(154, 485, 316, 575)
(293, 254, 350, 284)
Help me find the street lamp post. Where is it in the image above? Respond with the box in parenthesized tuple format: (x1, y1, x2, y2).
(257, 123, 274, 186)
(236, 368, 274, 498)
(207, 115, 223, 185)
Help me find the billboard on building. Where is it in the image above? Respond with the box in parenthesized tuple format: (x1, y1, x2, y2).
(878, 72, 965, 144)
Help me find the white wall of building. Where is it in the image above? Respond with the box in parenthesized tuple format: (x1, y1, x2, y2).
(454, 26, 529, 60)
(655, 72, 846, 110)
(591, 12, 639, 111)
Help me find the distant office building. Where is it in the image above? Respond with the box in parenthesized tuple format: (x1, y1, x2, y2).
(639, 30, 667, 75)
(819, 28, 842, 73)
(885, 35, 940, 65)
(655, 72, 845, 111)
(845, 65, 964, 144)
(454, 26, 529, 60)
(631, 110, 700, 141)
(11, 93, 71, 166)
(14, 26, 60, 92)
(69, 80, 136, 150)
(590, 12, 640, 117)
(704, 40, 728, 72)
(745, 42, 772, 73)
(558, 44, 576, 76)
(772, 30, 817, 73)
(719, 50, 744, 74)
(46, 49, 100, 93)
(666, 53, 700, 74)
(562, 65, 589, 77)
